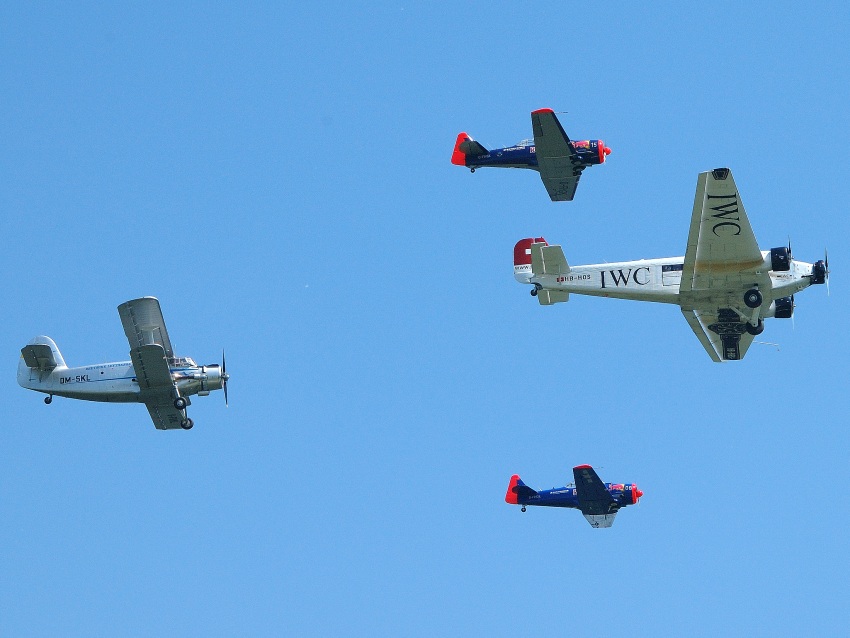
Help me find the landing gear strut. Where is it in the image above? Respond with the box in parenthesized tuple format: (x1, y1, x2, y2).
(44, 395, 53, 405)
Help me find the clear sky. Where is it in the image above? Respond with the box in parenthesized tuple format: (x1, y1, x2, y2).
(2, 3, 849, 636)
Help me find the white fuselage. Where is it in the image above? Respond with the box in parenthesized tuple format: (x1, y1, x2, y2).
(17, 358, 216, 403)
(516, 252, 816, 310)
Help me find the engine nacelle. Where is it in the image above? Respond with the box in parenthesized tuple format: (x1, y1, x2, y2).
(572, 139, 612, 165)
(769, 246, 791, 272)
(192, 364, 225, 395)
(812, 259, 827, 284)
(763, 296, 794, 319)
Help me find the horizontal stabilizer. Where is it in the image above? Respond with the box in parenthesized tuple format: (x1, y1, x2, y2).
(530, 243, 570, 276)
(505, 475, 539, 504)
(537, 290, 569, 305)
(21, 344, 59, 371)
(451, 133, 488, 165)
(583, 513, 617, 528)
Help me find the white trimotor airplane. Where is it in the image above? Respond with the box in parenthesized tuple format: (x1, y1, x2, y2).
(18, 297, 229, 429)
(514, 168, 828, 361)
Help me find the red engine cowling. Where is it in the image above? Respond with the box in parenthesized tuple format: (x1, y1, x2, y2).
(572, 140, 612, 165)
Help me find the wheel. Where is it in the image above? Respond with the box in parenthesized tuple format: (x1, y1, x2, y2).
(180, 418, 194, 430)
(470, 167, 476, 173)
(44, 395, 52, 405)
(521, 506, 527, 512)
(746, 320, 765, 336)
(744, 289, 763, 308)
(174, 397, 187, 410)
(530, 288, 538, 297)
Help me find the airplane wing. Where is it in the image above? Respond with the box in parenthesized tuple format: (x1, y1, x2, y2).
(681, 308, 755, 362)
(531, 108, 582, 202)
(679, 169, 769, 361)
(573, 465, 619, 528)
(680, 168, 767, 294)
(129, 344, 183, 430)
(118, 297, 174, 359)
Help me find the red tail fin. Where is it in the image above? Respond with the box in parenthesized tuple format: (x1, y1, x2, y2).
(505, 475, 522, 504)
(513, 237, 547, 267)
(451, 132, 471, 165)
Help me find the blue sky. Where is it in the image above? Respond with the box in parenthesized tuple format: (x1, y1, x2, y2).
(2, 3, 849, 636)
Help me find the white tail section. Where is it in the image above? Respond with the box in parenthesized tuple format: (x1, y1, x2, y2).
(18, 336, 67, 389)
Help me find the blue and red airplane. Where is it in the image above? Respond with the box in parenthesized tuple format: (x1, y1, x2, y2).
(451, 108, 611, 202)
(505, 465, 643, 528)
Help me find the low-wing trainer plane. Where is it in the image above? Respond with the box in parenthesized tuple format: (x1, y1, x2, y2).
(506, 465, 643, 528)
(514, 168, 829, 361)
(451, 108, 611, 201)
(18, 297, 229, 430)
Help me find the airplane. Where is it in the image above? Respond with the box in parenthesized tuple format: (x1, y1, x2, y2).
(451, 108, 611, 201)
(17, 296, 229, 430)
(513, 168, 829, 361)
(505, 465, 643, 528)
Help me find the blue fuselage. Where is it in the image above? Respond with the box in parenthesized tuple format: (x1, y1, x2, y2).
(518, 484, 638, 509)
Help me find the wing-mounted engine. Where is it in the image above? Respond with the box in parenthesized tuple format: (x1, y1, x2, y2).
(769, 246, 791, 271)
(571, 139, 612, 165)
(764, 295, 794, 319)
(760, 247, 792, 272)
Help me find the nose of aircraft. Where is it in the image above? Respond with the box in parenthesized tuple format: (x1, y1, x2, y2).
(632, 485, 644, 504)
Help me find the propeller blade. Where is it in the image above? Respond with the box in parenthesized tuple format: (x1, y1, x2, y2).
(825, 248, 830, 296)
(221, 349, 229, 407)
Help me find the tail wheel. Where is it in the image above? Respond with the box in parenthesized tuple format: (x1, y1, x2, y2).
(744, 289, 763, 308)
(44, 395, 53, 405)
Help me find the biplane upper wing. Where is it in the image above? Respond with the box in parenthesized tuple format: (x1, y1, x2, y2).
(118, 297, 175, 359)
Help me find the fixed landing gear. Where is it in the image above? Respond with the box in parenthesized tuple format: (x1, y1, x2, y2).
(174, 396, 187, 410)
(530, 283, 542, 297)
(44, 395, 53, 405)
(746, 320, 765, 336)
(470, 167, 476, 173)
(521, 506, 527, 512)
(180, 418, 194, 430)
(744, 288, 763, 309)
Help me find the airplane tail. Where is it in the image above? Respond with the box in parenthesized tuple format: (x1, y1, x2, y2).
(18, 335, 67, 389)
(513, 237, 547, 283)
(451, 132, 489, 166)
(505, 474, 539, 504)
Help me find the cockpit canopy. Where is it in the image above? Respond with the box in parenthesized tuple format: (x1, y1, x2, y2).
(169, 356, 197, 368)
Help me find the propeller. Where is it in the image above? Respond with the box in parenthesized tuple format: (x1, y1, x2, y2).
(221, 349, 229, 406)
(825, 248, 830, 296)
